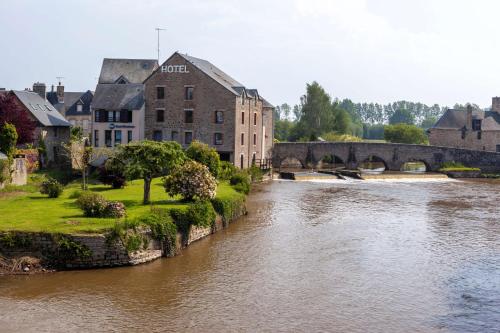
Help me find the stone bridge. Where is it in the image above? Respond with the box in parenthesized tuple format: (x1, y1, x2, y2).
(272, 142, 500, 172)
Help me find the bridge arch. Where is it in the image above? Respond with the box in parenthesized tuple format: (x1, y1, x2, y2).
(317, 154, 345, 169)
(279, 156, 305, 169)
(399, 159, 430, 172)
(358, 155, 388, 171)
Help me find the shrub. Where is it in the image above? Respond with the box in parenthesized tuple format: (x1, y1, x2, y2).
(248, 165, 264, 182)
(186, 140, 221, 178)
(98, 167, 126, 189)
(230, 171, 251, 194)
(137, 210, 177, 255)
(212, 196, 246, 225)
(169, 201, 216, 231)
(0, 159, 10, 184)
(56, 236, 92, 259)
(68, 190, 83, 199)
(76, 192, 109, 217)
(105, 201, 127, 218)
(0, 123, 18, 160)
(163, 160, 217, 201)
(384, 123, 428, 144)
(218, 161, 237, 180)
(40, 177, 64, 198)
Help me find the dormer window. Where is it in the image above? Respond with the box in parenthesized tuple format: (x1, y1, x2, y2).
(76, 104, 83, 112)
(115, 75, 129, 84)
(472, 119, 482, 131)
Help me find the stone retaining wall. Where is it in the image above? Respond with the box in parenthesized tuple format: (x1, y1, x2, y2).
(0, 210, 245, 270)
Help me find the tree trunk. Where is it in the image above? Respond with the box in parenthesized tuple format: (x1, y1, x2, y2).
(81, 166, 87, 190)
(143, 177, 151, 204)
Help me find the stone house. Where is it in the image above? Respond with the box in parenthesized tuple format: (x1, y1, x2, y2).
(143, 52, 274, 168)
(46, 83, 94, 137)
(429, 98, 500, 152)
(9, 90, 71, 163)
(91, 58, 158, 147)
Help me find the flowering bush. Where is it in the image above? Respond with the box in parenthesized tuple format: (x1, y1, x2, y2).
(40, 177, 64, 198)
(105, 201, 126, 218)
(163, 160, 217, 201)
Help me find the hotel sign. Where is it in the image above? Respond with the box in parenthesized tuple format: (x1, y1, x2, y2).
(161, 65, 189, 73)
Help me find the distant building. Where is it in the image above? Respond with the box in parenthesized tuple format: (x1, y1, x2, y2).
(143, 52, 274, 168)
(47, 83, 94, 136)
(429, 98, 500, 152)
(91, 58, 158, 147)
(9, 90, 71, 162)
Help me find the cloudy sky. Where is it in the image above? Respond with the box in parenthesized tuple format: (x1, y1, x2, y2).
(1, 0, 500, 108)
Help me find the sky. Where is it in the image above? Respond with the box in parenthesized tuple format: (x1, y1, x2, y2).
(2, 0, 500, 108)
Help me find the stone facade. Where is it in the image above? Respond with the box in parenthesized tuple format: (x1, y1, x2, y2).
(144, 52, 273, 168)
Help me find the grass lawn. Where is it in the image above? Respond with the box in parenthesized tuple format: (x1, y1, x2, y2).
(0, 177, 242, 234)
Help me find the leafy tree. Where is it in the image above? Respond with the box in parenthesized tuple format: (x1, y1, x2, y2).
(163, 160, 217, 201)
(186, 140, 221, 178)
(419, 116, 437, 130)
(274, 119, 295, 141)
(112, 140, 186, 204)
(389, 108, 415, 125)
(363, 124, 385, 140)
(384, 124, 428, 144)
(0, 123, 18, 160)
(70, 127, 84, 142)
(0, 94, 36, 144)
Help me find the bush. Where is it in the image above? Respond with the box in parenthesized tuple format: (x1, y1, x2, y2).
(0, 123, 18, 160)
(218, 161, 237, 180)
(98, 167, 126, 189)
(76, 192, 109, 217)
(0, 159, 9, 184)
(169, 201, 216, 231)
(186, 140, 221, 178)
(212, 196, 245, 225)
(138, 210, 177, 255)
(230, 171, 251, 194)
(163, 160, 217, 201)
(40, 177, 64, 198)
(248, 165, 264, 182)
(105, 201, 126, 218)
(384, 124, 428, 144)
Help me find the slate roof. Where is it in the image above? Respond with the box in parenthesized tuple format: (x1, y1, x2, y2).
(65, 91, 94, 116)
(178, 53, 244, 95)
(12, 90, 71, 127)
(92, 84, 144, 110)
(262, 98, 274, 108)
(433, 109, 500, 131)
(98, 59, 158, 84)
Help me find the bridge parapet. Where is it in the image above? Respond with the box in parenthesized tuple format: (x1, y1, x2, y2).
(272, 142, 500, 172)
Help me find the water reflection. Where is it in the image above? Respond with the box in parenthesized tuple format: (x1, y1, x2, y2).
(0, 179, 499, 332)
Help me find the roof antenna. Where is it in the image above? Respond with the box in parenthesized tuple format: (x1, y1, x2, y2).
(155, 28, 166, 62)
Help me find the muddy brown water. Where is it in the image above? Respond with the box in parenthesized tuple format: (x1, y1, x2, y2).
(1, 179, 499, 332)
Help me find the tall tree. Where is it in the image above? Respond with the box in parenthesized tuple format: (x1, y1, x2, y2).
(0, 94, 36, 144)
(389, 108, 415, 125)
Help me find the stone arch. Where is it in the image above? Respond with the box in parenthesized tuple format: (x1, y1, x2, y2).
(399, 159, 430, 172)
(316, 154, 345, 169)
(279, 156, 305, 169)
(358, 155, 388, 170)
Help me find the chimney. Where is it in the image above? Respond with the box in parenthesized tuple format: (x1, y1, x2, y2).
(466, 104, 473, 130)
(492, 97, 500, 113)
(33, 82, 46, 99)
(56, 82, 64, 103)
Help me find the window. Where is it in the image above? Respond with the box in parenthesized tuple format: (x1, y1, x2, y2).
(95, 110, 100, 122)
(94, 130, 99, 147)
(105, 130, 112, 147)
(241, 133, 244, 145)
(472, 119, 482, 131)
(184, 131, 193, 145)
(76, 104, 83, 112)
(119, 110, 131, 123)
(153, 130, 163, 142)
(253, 113, 257, 125)
(114, 130, 122, 146)
(127, 130, 133, 143)
(240, 154, 244, 169)
(214, 133, 223, 145)
(253, 133, 257, 145)
(477, 131, 482, 140)
(107, 111, 114, 122)
(82, 120, 89, 130)
(114, 111, 121, 122)
(215, 111, 224, 124)
(242, 96, 245, 105)
(241, 112, 245, 125)
(461, 126, 466, 140)
(185, 86, 194, 100)
(157, 87, 165, 99)
(497, 145, 500, 153)
(171, 131, 179, 142)
(156, 109, 164, 122)
(185, 109, 193, 123)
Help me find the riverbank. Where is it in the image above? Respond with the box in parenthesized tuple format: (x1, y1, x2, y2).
(0, 176, 248, 275)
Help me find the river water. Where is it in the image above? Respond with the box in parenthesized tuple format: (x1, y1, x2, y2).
(1, 179, 500, 332)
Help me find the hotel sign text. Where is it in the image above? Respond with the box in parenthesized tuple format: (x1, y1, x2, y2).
(161, 65, 189, 73)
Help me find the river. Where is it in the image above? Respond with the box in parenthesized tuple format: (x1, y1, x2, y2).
(1, 179, 499, 332)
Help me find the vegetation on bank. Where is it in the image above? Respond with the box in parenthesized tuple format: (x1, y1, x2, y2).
(438, 161, 480, 172)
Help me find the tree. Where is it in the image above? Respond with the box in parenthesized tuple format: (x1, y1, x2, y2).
(280, 103, 291, 120)
(419, 116, 437, 130)
(274, 119, 295, 141)
(70, 127, 84, 142)
(389, 108, 415, 125)
(185, 140, 221, 178)
(163, 160, 217, 201)
(0, 123, 18, 159)
(112, 141, 186, 204)
(384, 124, 428, 144)
(0, 94, 36, 144)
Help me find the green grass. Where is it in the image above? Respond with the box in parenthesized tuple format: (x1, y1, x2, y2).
(0, 177, 241, 234)
(439, 167, 481, 172)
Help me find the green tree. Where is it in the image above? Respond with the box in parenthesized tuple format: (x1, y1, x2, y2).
(419, 116, 437, 130)
(113, 140, 186, 204)
(389, 108, 415, 125)
(274, 119, 295, 141)
(0, 123, 18, 160)
(186, 140, 221, 178)
(384, 124, 428, 144)
(70, 127, 84, 142)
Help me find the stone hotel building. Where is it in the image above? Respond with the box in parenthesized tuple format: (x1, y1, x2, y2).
(144, 52, 274, 168)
